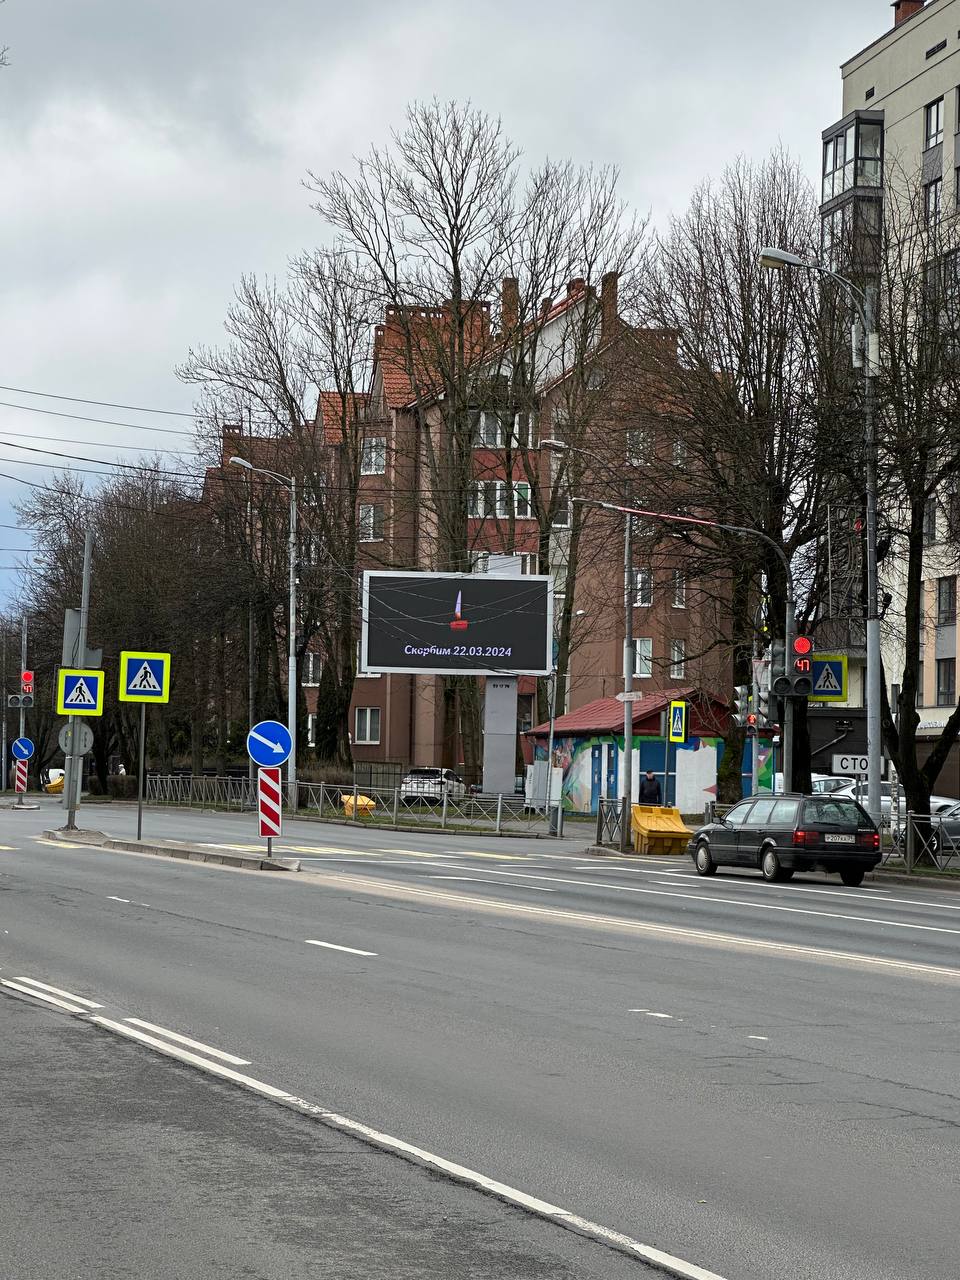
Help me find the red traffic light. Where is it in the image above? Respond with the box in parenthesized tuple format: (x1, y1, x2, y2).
(746, 713, 758, 726)
(21, 670, 33, 684)
(792, 636, 813, 656)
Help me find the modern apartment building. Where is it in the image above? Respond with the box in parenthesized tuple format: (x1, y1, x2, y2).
(822, 0, 960, 756)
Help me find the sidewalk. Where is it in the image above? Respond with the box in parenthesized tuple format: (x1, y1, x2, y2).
(0, 995, 645, 1280)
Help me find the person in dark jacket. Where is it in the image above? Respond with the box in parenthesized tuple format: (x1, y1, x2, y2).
(637, 770, 662, 804)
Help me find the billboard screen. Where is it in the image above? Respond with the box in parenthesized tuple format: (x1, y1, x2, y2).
(362, 571, 553, 676)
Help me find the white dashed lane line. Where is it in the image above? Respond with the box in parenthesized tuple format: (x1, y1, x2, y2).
(428, 875, 556, 892)
(305, 939, 378, 957)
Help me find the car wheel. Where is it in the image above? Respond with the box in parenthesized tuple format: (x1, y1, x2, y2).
(839, 866, 865, 887)
(761, 847, 784, 882)
(694, 841, 717, 876)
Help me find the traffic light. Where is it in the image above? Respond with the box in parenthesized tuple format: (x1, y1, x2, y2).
(745, 712, 759, 737)
(732, 684, 750, 726)
(757, 686, 772, 724)
(773, 635, 814, 698)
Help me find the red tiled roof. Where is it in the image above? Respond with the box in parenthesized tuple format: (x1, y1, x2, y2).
(528, 687, 708, 737)
(373, 302, 492, 410)
(315, 391, 368, 445)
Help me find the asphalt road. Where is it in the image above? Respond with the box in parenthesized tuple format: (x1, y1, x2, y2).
(2, 799, 960, 1279)
(2, 995, 646, 1279)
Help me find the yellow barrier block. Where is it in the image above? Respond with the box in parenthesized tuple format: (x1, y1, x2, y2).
(630, 804, 692, 855)
(343, 793, 376, 817)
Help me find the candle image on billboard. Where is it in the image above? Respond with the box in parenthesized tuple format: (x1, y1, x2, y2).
(450, 589, 469, 632)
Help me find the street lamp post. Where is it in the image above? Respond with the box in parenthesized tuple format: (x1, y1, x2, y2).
(229, 457, 298, 812)
(571, 497, 797, 792)
(541, 438, 635, 820)
(760, 246, 881, 824)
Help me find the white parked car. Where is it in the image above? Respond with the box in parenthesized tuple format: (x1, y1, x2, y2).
(399, 767, 466, 804)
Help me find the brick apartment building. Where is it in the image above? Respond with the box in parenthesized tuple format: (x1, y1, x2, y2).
(320, 273, 732, 775)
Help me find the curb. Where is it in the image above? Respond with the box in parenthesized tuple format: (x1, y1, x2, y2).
(41, 829, 300, 873)
(868, 868, 960, 892)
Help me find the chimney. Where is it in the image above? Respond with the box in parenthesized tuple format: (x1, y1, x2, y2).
(892, 0, 924, 26)
(501, 277, 519, 331)
(567, 277, 586, 297)
(600, 271, 619, 344)
(540, 296, 553, 322)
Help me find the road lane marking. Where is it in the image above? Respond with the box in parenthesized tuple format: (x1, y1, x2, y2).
(1, 980, 87, 1013)
(629, 1009, 676, 1019)
(409, 865, 960, 938)
(305, 939, 378, 956)
(428, 875, 555, 892)
(375, 848, 442, 858)
(34, 838, 84, 849)
(106, 895, 131, 903)
(90, 1017, 292, 1099)
(11, 976, 103, 1008)
(305, 870, 960, 980)
(74, 1006, 729, 1280)
(123, 1018, 251, 1065)
(748, 1035, 769, 1041)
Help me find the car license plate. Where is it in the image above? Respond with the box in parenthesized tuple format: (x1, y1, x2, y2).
(824, 834, 855, 844)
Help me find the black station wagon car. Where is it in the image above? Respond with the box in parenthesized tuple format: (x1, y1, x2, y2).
(689, 794, 881, 886)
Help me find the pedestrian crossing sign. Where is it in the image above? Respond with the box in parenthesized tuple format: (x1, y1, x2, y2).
(809, 654, 848, 703)
(668, 699, 688, 744)
(56, 668, 104, 717)
(118, 651, 171, 703)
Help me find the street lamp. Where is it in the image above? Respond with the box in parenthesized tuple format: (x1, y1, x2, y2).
(229, 456, 299, 812)
(541, 438, 637, 821)
(759, 245, 881, 824)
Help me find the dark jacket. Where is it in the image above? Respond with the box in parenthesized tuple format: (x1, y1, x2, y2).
(637, 775, 662, 804)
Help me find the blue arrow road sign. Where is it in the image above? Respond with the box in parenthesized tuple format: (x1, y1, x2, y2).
(11, 737, 34, 761)
(246, 719, 292, 767)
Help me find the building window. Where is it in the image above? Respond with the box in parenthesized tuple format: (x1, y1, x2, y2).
(924, 496, 938, 544)
(672, 436, 687, 468)
(358, 504, 384, 542)
(355, 639, 378, 679)
(469, 550, 490, 572)
(857, 120, 883, 186)
(633, 567, 653, 606)
(551, 495, 572, 528)
(936, 658, 956, 707)
(627, 426, 653, 465)
(822, 124, 855, 200)
(355, 706, 381, 744)
(925, 177, 943, 227)
(518, 553, 537, 575)
(472, 410, 504, 448)
(669, 639, 685, 679)
(925, 97, 945, 149)
(307, 714, 316, 747)
(302, 652, 322, 686)
(917, 660, 924, 705)
(495, 482, 532, 519)
(938, 576, 957, 625)
(635, 637, 653, 679)
(673, 570, 686, 609)
(360, 437, 386, 475)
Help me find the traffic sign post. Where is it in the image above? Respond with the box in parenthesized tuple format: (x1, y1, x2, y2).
(258, 766, 283, 855)
(118, 651, 173, 842)
(14, 759, 27, 796)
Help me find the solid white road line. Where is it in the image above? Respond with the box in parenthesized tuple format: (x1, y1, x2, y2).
(78, 1007, 729, 1280)
(428, 875, 556, 892)
(123, 1018, 251, 1065)
(748, 1035, 769, 1041)
(11, 976, 103, 1008)
(304, 939, 378, 957)
(629, 1009, 676, 1019)
(90, 1017, 292, 1098)
(416, 865, 960, 938)
(1, 979, 87, 1013)
(106, 895, 131, 903)
(314, 869, 960, 980)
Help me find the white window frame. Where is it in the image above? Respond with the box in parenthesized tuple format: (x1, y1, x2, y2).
(634, 637, 653, 679)
(474, 410, 505, 448)
(360, 437, 386, 476)
(358, 503, 384, 542)
(669, 639, 685, 679)
(551, 495, 572, 529)
(355, 706, 381, 745)
(307, 713, 316, 747)
(494, 481, 532, 519)
(355, 639, 379, 678)
(518, 552, 537, 575)
(634, 567, 653, 607)
(673, 570, 686, 609)
(302, 652, 322, 686)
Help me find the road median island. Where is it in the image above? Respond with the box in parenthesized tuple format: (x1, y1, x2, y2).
(40, 828, 301, 872)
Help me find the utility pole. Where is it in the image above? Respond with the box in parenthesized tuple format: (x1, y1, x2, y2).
(15, 614, 26, 807)
(1, 621, 7, 793)
(287, 477, 298, 813)
(863, 285, 882, 826)
(621, 512, 634, 848)
(63, 530, 93, 831)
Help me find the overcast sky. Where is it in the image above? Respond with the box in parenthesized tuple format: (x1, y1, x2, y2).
(0, 0, 886, 602)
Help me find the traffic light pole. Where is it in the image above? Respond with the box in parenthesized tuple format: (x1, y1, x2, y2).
(16, 614, 26, 807)
(751, 666, 760, 795)
(782, 596, 796, 795)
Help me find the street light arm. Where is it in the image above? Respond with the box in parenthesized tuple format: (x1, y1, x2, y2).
(228, 457, 294, 488)
(572, 497, 794, 600)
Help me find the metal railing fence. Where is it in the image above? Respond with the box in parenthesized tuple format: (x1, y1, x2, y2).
(145, 774, 545, 834)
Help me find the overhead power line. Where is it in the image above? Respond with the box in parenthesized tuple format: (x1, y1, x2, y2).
(0, 399, 195, 437)
(0, 383, 196, 417)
